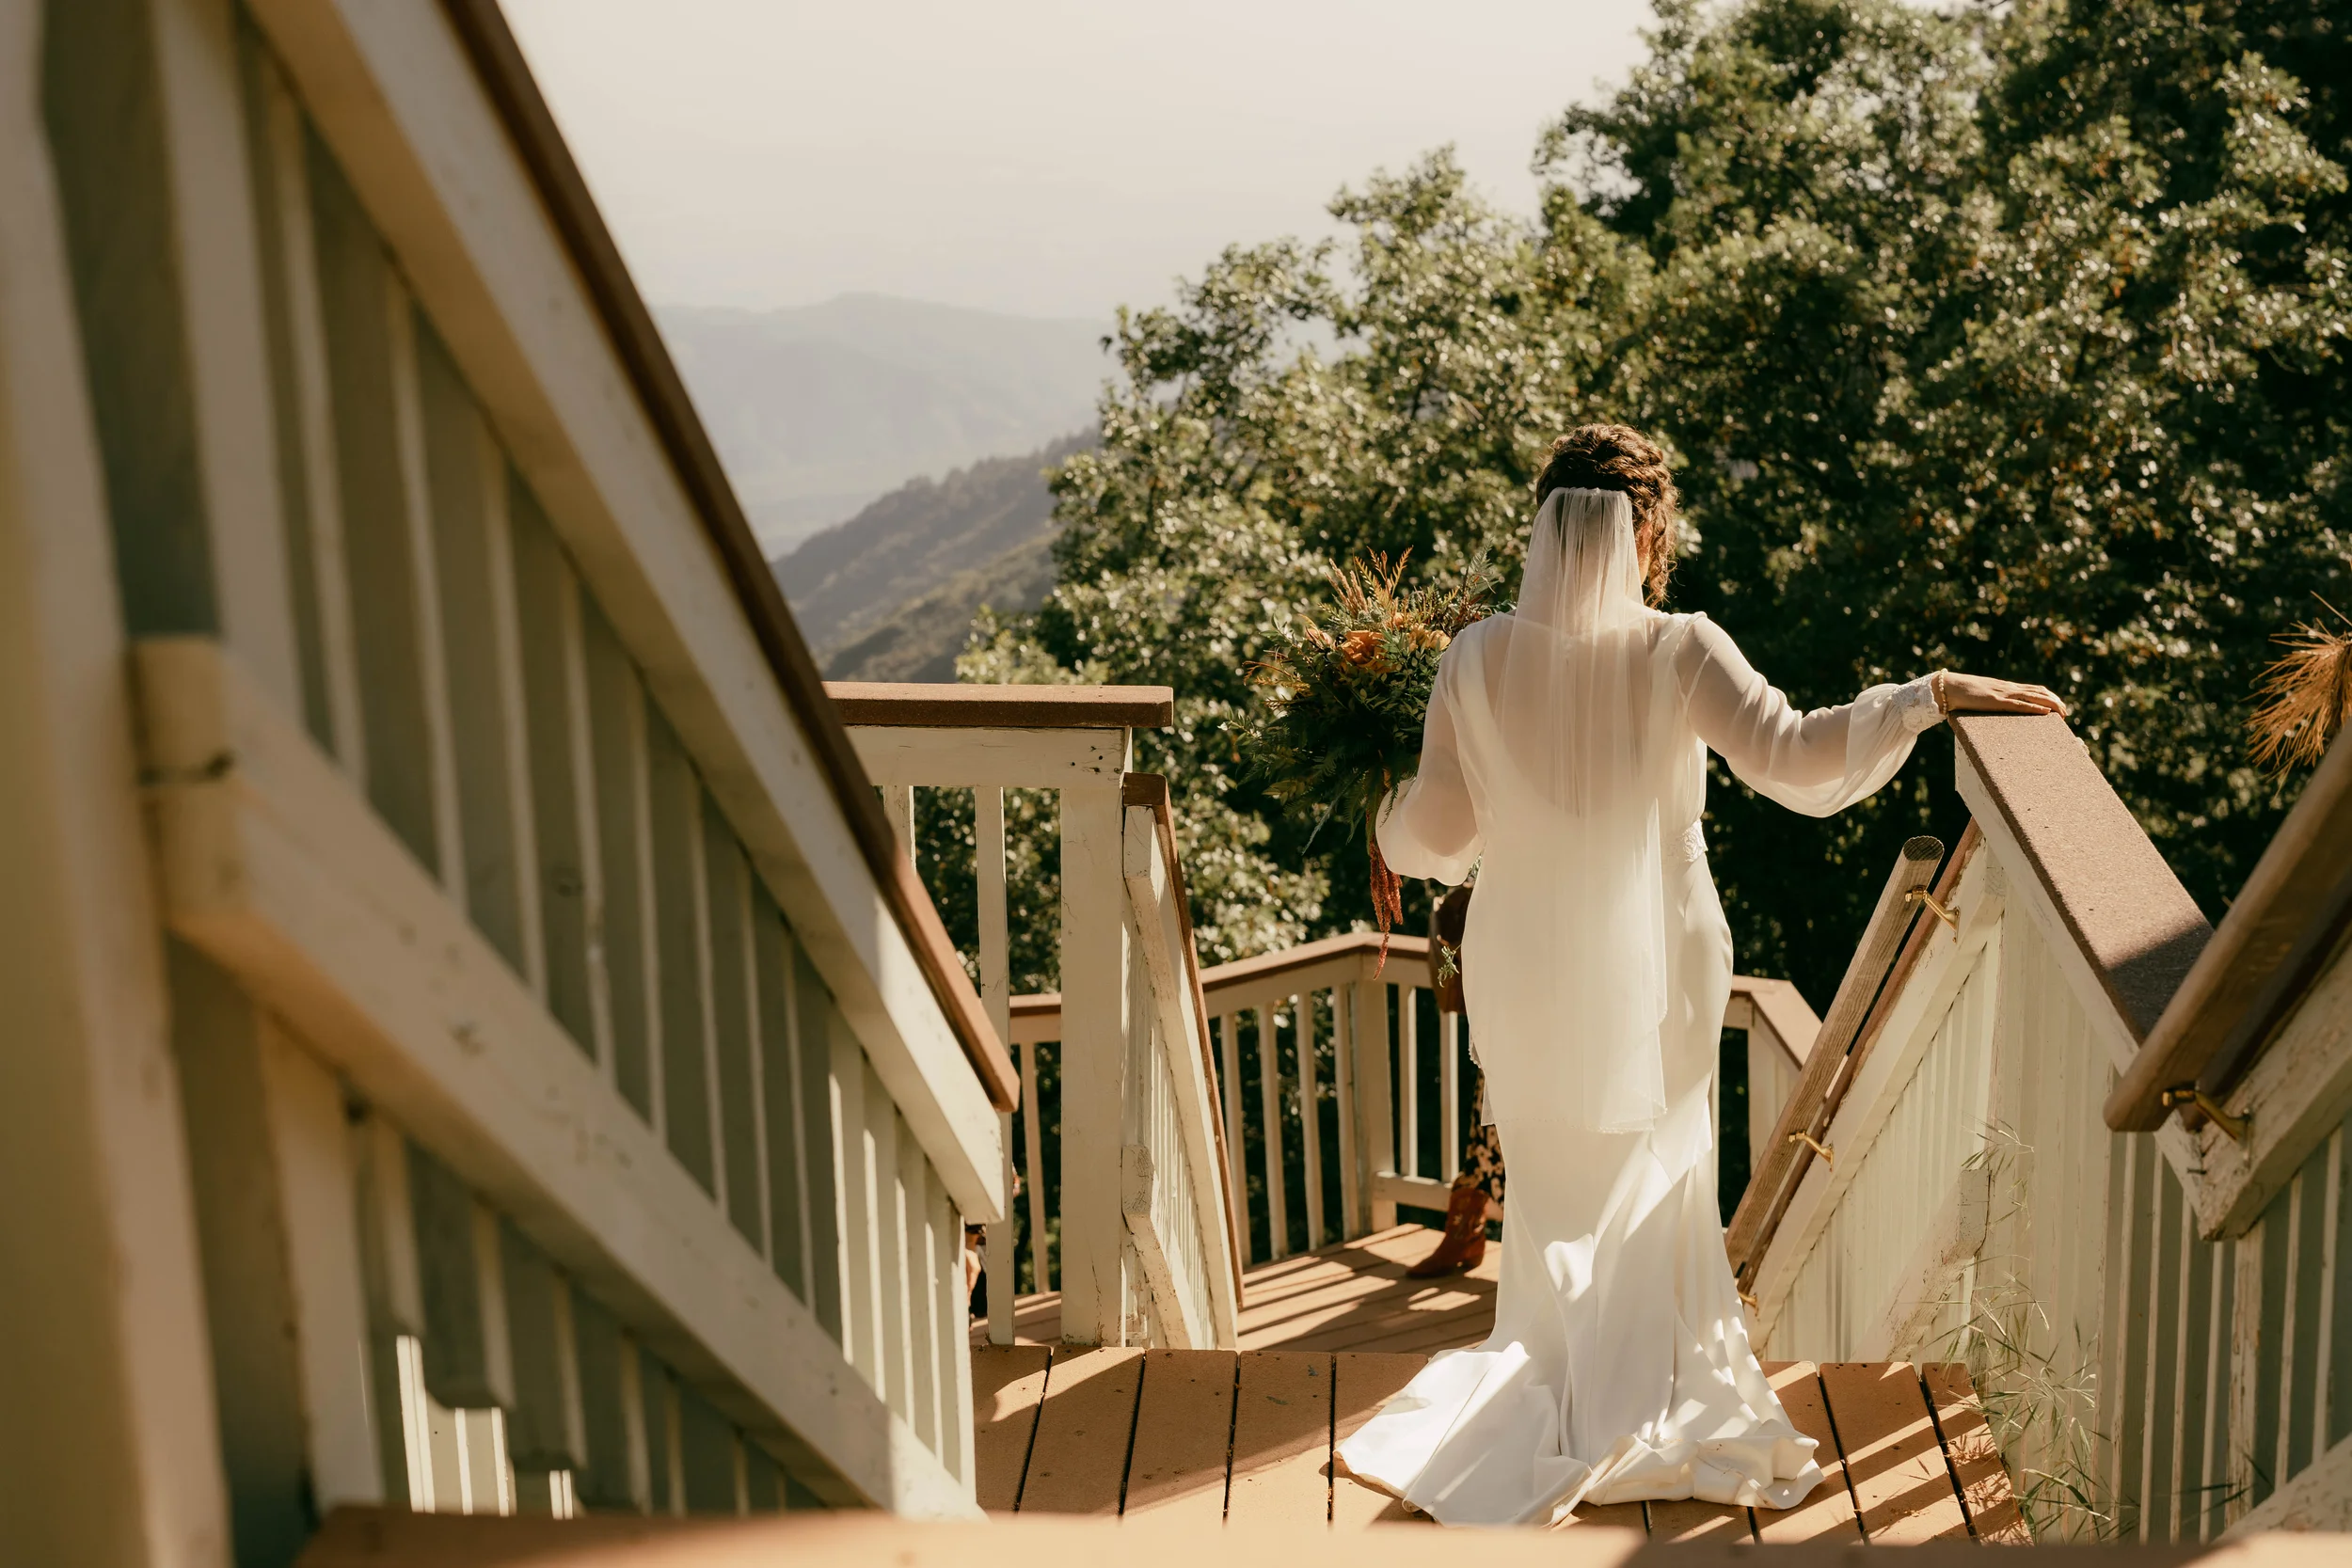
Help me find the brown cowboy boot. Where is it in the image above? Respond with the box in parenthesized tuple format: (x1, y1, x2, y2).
(1408, 1177, 1489, 1277)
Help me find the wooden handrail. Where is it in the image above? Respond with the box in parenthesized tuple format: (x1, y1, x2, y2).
(436, 0, 1013, 1115)
(1950, 712, 2210, 1059)
(2108, 726, 2352, 1132)
(826, 682, 1175, 731)
(1725, 834, 1947, 1290)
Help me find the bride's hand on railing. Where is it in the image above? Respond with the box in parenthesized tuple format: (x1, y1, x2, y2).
(1935, 672, 2068, 717)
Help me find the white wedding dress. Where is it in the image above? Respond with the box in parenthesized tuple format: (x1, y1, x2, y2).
(1335, 489, 1945, 1527)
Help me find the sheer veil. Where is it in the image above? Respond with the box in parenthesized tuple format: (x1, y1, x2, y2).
(1456, 488, 1687, 1132)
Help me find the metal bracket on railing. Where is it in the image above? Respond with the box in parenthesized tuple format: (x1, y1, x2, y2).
(2160, 1085, 2249, 1145)
(1787, 1132, 1835, 1170)
(1906, 886, 1959, 932)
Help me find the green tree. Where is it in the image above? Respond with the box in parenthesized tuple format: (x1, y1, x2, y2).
(946, 0, 2352, 1014)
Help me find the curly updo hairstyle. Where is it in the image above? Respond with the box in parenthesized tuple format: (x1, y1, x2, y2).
(1534, 423, 1680, 606)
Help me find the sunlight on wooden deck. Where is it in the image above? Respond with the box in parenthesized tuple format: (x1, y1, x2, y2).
(972, 1225, 2026, 1541)
(980, 1223, 1502, 1354)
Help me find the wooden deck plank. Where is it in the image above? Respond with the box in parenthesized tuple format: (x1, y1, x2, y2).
(1572, 1502, 1650, 1532)
(1644, 1497, 1756, 1543)
(1225, 1351, 1334, 1524)
(1329, 1353, 1429, 1528)
(1819, 1360, 1971, 1543)
(1122, 1350, 1238, 1520)
(1921, 1362, 2032, 1543)
(1017, 1348, 1144, 1515)
(1753, 1361, 1862, 1544)
(971, 1345, 1054, 1512)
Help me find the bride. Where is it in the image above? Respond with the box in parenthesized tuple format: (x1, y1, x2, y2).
(1334, 425, 2063, 1527)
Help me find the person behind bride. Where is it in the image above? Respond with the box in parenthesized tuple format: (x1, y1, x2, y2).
(1334, 424, 2064, 1526)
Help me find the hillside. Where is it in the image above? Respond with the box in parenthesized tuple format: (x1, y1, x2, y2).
(657, 295, 1108, 552)
(773, 432, 1089, 680)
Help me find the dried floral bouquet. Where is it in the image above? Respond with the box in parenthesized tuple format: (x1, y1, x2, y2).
(1233, 550, 1498, 945)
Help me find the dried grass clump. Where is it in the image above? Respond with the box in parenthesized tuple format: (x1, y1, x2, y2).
(2247, 599, 2352, 777)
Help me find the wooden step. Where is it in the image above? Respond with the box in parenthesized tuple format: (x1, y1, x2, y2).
(332, 1498, 2327, 1566)
(974, 1345, 2026, 1540)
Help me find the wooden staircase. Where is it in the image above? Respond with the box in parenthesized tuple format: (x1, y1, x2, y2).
(973, 1348, 2026, 1542)
(969, 1225, 2027, 1543)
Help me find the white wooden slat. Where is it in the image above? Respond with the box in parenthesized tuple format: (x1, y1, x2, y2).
(1296, 991, 1325, 1251)
(255, 1022, 383, 1506)
(975, 786, 1014, 1342)
(383, 285, 468, 901)
(1258, 1004, 1289, 1260)
(686, 784, 730, 1223)
(1353, 982, 1399, 1233)
(869, 1094, 910, 1421)
(1399, 988, 1420, 1181)
(1219, 1015, 1247, 1256)
(1332, 986, 1360, 1241)
(477, 446, 548, 995)
(933, 1168, 975, 1491)
(898, 1124, 939, 1451)
(147, 0, 305, 715)
(2322, 1131, 2345, 1469)
(255, 53, 367, 775)
(829, 1025, 878, 1390)
(883, 784, 914, 861)
(1439, 1009, 1461, 1184)
(1019, 1040, 1048, 1293)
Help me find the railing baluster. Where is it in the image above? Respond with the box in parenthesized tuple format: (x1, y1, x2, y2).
(1019, 1040, 1049, 1292)
(1297, 990, 1326, 1251)
(1232, 1020, 1251, 1259)
(1399, 986, 1420, 1181)
(975, 785, 1015, 1342)
(1332, 985, 1361, 1240)
(1259, 1004, 1289, 1259)
(1440, 1007, 1461, 1184)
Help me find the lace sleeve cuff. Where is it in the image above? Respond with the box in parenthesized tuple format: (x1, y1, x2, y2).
(1894, 673, 1946, 734)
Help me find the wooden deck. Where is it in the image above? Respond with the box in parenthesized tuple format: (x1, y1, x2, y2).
(973, 1227, 2029, 1540)
(981, 1223, 1502, 1353)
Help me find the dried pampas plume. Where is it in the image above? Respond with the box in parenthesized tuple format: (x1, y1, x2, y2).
(2248, 597, 2352, 777)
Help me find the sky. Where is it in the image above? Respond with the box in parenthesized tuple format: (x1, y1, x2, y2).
(502, 0, 1662, 323)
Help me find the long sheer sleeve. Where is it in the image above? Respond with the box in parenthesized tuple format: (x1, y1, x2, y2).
(1679, 614, 1944, 817)
(1376, 656, 1483, 884)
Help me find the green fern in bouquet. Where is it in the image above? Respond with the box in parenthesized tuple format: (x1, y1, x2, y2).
(1232, 550, 1499, 942)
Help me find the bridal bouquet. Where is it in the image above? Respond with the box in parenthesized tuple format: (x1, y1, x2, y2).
(1233, 550, 1498, 943)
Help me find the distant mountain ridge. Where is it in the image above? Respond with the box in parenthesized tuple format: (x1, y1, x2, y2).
(774, 432, 1089, 682)
(657, 294, 1109, 553)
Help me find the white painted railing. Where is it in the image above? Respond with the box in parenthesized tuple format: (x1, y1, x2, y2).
(1017, 931, 1813, 1273)
(1734, 714, 2352, 1542)
(837, 688, 1241, 1350)
(27, 5, 1012, 1534)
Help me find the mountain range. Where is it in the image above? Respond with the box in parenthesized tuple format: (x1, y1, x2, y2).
(773, 432, 1089, 682)
(658, 294, 1110, 554)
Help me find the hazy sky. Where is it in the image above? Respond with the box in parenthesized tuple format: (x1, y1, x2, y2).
(503, 0, 1661, 322)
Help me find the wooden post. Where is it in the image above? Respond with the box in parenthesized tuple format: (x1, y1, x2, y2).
(1059, 767, 1132, 1342)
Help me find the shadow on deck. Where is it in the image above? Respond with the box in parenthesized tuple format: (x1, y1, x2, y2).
(980, 1223, 1501, 1354)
